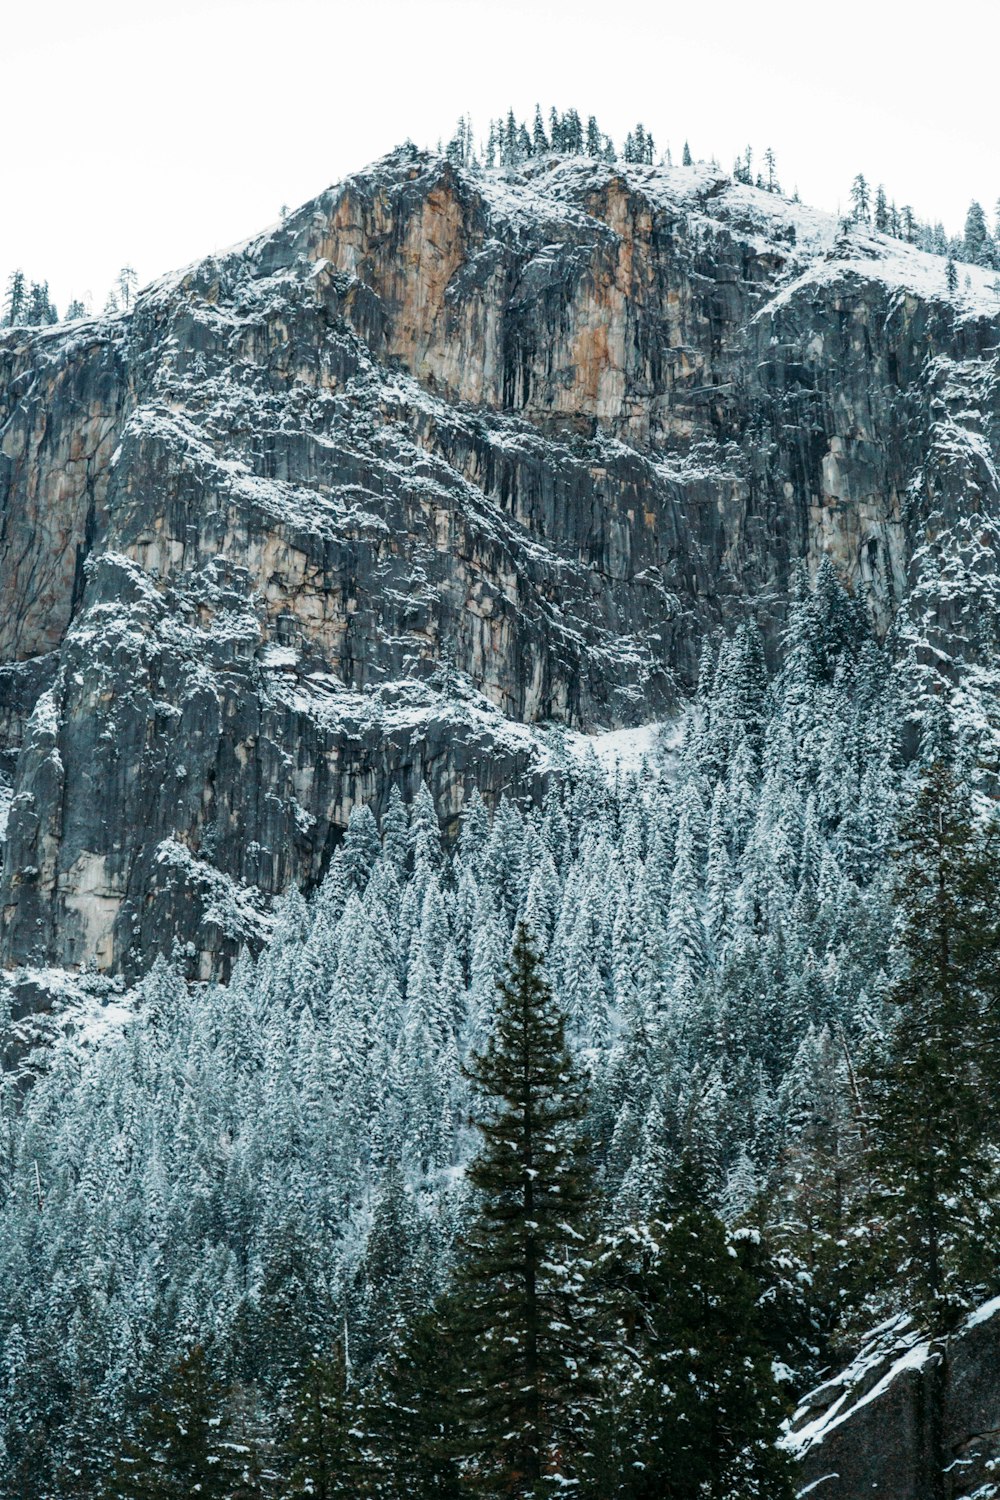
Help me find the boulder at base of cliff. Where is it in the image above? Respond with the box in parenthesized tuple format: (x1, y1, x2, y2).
(784, 1300, 1000, 1499)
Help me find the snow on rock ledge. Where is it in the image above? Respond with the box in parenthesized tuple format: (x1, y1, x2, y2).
(786, 1301, 1000, 1498)
(4, 144, 1000, 981)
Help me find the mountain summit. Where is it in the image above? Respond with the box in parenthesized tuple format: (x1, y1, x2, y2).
(1, 145, 999, 983)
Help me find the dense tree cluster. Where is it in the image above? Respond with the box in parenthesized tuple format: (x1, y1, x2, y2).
(2, 270, 59, 327)
(1, 563, 999, 1495)
(847, 172, 1000, 272)
(2, 264, 138, 329)
(478, 107, 619, 168)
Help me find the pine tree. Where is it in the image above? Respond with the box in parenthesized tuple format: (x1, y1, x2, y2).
(117, 266, 138, 309)
(585, 116, 602, 158)
(371, 1304, 466, 1500)
(354, 1161, 424, 1360)
(682, 140, 692, 166)
(342, 804, 382, 890)
(502, 109, 519, 168)
(111, 1345, 237, 1500)
(381, 785, 410, 873)
(563, 109, 583, 155)
(850, 173, 871, 225)
(624, 124, 654, 165)
(281, 1345, 369, 1500)
(963, 200, 991, 265)
(863, 756, 1000, 1324)
(946, 256, 958, 294)
(532, 105, 548, 156)
(586, 1155, 795, 1500)
(26, 280, 57, 324)
(456, 923, 598, 1496)
(771, 1025, 868, 1350)
(874, 184, 889, 232)
(3, 270, 25, 326)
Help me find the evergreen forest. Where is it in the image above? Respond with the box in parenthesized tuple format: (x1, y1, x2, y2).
(3, 565, 1000, 1497)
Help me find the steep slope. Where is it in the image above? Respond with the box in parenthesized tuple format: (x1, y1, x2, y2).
(1, 146, 999, 982)
(786, 1300, 1000, 1498)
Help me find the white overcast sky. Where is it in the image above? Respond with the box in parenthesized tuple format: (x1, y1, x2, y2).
(3, 0, 998, 314)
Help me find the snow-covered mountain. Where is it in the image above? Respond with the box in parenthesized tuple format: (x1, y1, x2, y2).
(5, 141, 1000, 1499)
(2, 145, 999, 990)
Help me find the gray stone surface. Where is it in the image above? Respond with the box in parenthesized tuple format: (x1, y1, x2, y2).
(789, 1302, 1000, 1498)
(2, 148, 1000, 980)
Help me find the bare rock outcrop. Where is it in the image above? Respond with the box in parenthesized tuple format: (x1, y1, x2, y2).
(2, 147, 1000, 978)
(786, 1301, 1000, 1498)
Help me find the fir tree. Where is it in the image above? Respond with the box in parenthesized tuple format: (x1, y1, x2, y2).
(456, 924, 598, 1496)
(963, 200, 991, 266)
(111, 1345, 237, 1500)
(115, 266, 138, 310)
(586, 1155, 795, 1500)
(26, 280, 57, 324)
(532, 104, 548, 156)
(342, 804, 382, 890)
(863, 756, 1000, 1323)
(562, 108, 583, 155)
(3, 269, 25, 326)
(874, 184, 889, 232)
(371, 1304, 466, 1500)
(850, 173, 870, 225)
(280, 1345, 369, 1500)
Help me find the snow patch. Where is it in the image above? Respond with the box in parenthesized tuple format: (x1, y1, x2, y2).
(558, 722, 676, 777)
(783, 1336, 934, 1458)
(67, 993, 134, 1048)
(966, 1294, 1000, 1330)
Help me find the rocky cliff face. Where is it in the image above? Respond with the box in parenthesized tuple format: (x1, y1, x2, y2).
(2, 146, 999, 981)
(786, 1299, 1000, 1498)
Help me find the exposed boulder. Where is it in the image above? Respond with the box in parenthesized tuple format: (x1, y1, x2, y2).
(786, 1300, 1000, 1498)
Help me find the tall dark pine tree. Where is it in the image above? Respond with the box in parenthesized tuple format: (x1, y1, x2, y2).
(111, 1345, 236, 1500)
(586, 1155, 795, 1500)
(457, 923, 597, 1497)
(864, 755, 1000, 1323)
(371, 1306, 466, 1500)
(280, 1345, 369, 1500)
